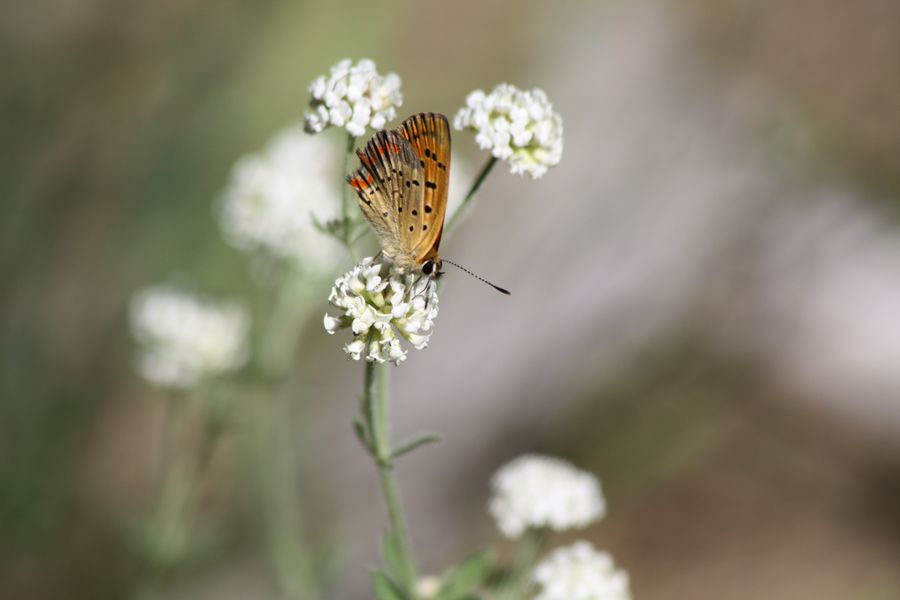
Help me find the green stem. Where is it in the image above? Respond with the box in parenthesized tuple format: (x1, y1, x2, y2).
(341, 133, 359, 260)
(134, 388, 224, 598)
(152, 393, 181, 497)
(257, 270, 318, 381)
(133, 394, 183, 596)
(255, 386, 319, 600)
(254, 277, 319, 599)
(445, 156, 498, 234)
(504, 528, 545, 599)
(361, 361, 417, 592)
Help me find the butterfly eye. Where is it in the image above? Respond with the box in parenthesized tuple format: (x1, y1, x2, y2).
(421, 260, 435, 276)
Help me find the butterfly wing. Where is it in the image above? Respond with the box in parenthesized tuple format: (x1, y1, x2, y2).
(348, 130, 425, 269)
(397, 113, 451, 264)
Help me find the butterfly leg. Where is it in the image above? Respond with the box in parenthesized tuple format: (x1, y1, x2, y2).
(421, 275, 437, 311)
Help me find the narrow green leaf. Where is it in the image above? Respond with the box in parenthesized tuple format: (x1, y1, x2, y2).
(439, 550, 494, 598)
(310, 214, 328, 234)
(353, 414, 371, 450)
(391, 433, 442, 460)
(373, 570, 408, 600)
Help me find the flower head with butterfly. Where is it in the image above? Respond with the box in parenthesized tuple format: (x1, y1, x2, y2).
(325, 113, 451, 363)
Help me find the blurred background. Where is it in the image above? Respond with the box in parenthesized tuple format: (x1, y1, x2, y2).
(3, 0, 900, 598)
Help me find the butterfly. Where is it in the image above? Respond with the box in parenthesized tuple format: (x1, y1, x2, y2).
(348, 112, 451, 278)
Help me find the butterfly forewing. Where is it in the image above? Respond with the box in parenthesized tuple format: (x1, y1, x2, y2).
(348, 112, 451, 270)
(398, 113, 451, 263)
(348, 130, 425, 267)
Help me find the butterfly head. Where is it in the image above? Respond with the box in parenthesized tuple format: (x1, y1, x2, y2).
(421, 258, 444, 279)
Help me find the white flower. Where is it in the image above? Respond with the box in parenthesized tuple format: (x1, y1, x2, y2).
(532, 542, 631, 600)
(446, 151, 473, 222)
(489, 455, 605, 538)
(218, 123, 343, 272)
(324, 257, 438, 365)
(305, 59, 403, 137)
(414, 576, 442, 598)
(130, 285, 250, 389)
(453, 83, 563, 178)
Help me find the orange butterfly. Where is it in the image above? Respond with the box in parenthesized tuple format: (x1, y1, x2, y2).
(348, 112, 451, 277)
(349, 112, 510, 294)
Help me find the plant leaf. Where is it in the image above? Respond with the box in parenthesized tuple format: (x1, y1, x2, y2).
(373, 570, 408, 600)
(439, 550, 494, 598)
(353, 414, 371, 450)
(391, 433, 442, 460)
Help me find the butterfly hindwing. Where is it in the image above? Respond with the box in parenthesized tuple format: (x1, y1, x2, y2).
(398, 113, 451, 263)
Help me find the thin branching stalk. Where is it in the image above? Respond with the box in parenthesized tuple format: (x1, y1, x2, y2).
(254, 386, 319, 600)
(254, 274, 320, 599)
(361, 361, 418, 592)
(445, 156, 498, 234)
(151, 392, 181, 496)
(341, 134, 359, 259)
(503, 528, 546, 599)
(134, 387, 226, 598)
(133, 393, 184, 596)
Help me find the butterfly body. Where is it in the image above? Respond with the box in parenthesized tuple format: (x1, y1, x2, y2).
(348, 113, 451, 276)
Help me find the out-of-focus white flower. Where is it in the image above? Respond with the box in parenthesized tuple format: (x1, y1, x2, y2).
(414, 576, 442, 598)
(446, 151, 472, 221)
(305, 59, 403, 137)
(489, 455, 605, 538)
(324, 257, 438, 365)
(130, 285, 250, 389)
(218, 124, 343, 272)
(532, 542, 631, 600)
(453, 83, 563, 178)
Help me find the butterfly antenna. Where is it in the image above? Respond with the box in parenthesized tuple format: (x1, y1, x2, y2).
(442, 259, 511, 295)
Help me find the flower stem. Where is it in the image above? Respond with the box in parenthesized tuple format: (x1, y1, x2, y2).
(445, 155, 498, 234)
(152, 393, 181, 496)
(341, 133, 358, 258)
(134, 388, 225, 598)
(503, 528, 545, 599)
(254, 385, 319, 600)
(257, 272, 311, 379)
(254, 275, 319, 599)
(361, 361, 417, 592)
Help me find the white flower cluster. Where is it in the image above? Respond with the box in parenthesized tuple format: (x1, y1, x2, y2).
(532, 542, 631, 600)
(305, 59, 403, 137)
(218, 124, 343, 272)
(489, 455, 605, 538)
(130, 285, 250, 389)
(324, 257, 438, 365)
(453, 83, 563, 178)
